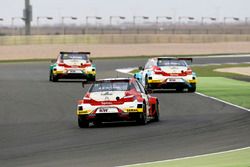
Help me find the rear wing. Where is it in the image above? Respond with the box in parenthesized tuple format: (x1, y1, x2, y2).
(157, 57, 193, 65)
(60, 51, 91, 55)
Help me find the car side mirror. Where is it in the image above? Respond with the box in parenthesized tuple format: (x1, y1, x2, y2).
(146, 89, 153, 94)
(90, 59, 93, 63)
(51, 59, 56, 63)
(139, 66, 144, 71)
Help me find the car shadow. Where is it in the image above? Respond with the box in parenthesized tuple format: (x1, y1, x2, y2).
(55, 80, 83, 83)
(88, 120, 162, 128)
(152, 89, 190, 94)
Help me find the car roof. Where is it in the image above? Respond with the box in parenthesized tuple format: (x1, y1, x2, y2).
(96, 78, 133, 82)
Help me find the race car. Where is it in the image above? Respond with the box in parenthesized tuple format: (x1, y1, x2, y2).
(134, 57, 197, 92)
(77, 78, 159, 128)
(49, 52, 96, 82)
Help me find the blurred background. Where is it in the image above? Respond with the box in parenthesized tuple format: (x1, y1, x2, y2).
(1, 0, 250, 44)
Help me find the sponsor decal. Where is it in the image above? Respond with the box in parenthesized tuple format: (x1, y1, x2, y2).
(96, 107, 118, 113)
(67, 69, 82, 74)
(126, 108, 138, 112)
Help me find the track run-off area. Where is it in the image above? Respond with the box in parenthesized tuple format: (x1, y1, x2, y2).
(0, 55, 250, 167)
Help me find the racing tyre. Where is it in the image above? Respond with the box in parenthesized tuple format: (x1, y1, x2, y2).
(50, 71, 58, 82)
(188, 83, 196, 93)
(88, 75, 96, 82)
(145, 76, 149, 89)
(78, 117, 89, 128)
(136, 104, 147, 125)
(153, 102, 160, 122)
(145, 76, 151, 91)
(49, 71, 52, 81)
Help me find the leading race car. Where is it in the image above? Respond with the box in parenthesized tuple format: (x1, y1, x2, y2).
(49, 52, 96, 82)
(134, 57, 197, 92)
(77, 78, 159, 128)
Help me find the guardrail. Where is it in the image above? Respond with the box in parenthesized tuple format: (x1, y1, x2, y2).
(1, 34, 250, 45)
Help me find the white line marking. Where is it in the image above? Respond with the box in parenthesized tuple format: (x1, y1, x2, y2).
(195, 92, 250, 112)
(116, 67, 137, 74)
(117, 146, 250, 167)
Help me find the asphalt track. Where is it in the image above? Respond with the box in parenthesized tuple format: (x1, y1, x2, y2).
(0, 56, 250, 167)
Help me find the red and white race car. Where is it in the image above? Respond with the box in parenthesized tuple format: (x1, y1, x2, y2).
(134, 57, 197, 92)
(77, 78, 159, 128)
(49, 52, 96, 82)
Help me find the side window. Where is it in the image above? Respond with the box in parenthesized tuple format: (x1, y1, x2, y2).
(132, 82, 141, 93)
(145, 59, 154, 69)
(136, 80, 146, 94)
(153, 59, 157, 66)
(59, 54, 62, 59)
(145, 60, 150, 69)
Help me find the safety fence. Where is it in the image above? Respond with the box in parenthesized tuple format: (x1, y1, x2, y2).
(1, 34, 250, 45)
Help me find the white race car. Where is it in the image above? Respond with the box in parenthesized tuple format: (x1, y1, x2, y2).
(134, 57, 197, 92)
(77, 78, 159, 128)
(49, 52, 96, 82)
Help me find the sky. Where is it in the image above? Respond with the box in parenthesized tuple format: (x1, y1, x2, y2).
(0, 0, 249, 26)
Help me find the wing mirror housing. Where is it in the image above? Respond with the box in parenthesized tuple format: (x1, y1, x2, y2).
(51, 59, 56, 63)
(139, 66, 144, 71)
(145, 89, 153, 94)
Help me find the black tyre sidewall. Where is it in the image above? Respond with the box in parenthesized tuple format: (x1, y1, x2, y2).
(137, 104, 147, 125)
(154, 102, 160, 122)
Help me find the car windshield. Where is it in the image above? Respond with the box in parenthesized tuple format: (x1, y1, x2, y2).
(90, 81, 129, 92)
(61, 53, 88, 60)
(157, 59, 187, 66)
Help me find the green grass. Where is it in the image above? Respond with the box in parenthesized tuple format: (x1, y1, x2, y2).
(127, 148, 250, 167)
(192, 64, 250, 77)
(193, 65, 250, 108)
(198, 77, 250, 109)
